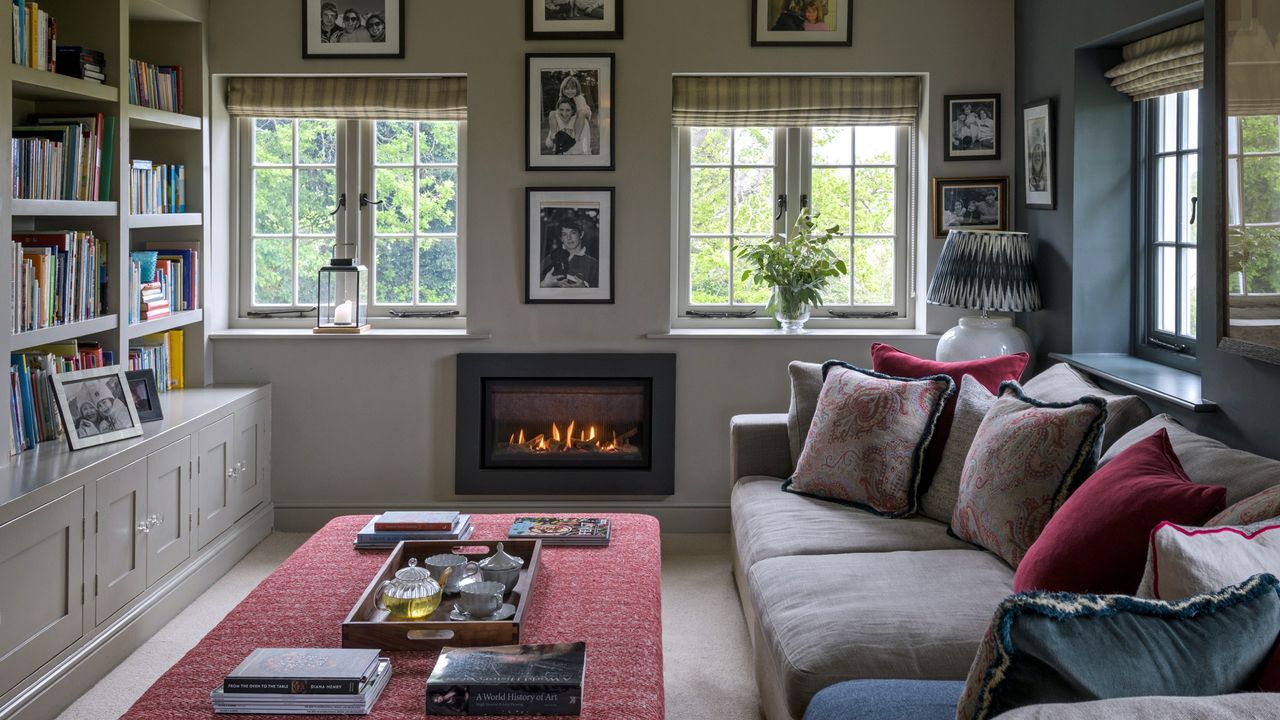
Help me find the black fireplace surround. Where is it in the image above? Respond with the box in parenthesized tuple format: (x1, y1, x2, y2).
(456, 353, 676, 495)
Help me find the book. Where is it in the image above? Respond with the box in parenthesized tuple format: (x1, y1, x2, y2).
(353, 515, 473, 549)
(426, 642, 586, 716)
(222, 648, 381, 695)
(508, 518, 612, 546)
(212, 657, 392, 715)
(374, 510, 460, 532)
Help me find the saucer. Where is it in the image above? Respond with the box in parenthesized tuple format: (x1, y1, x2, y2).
(449, 603, 516, 621)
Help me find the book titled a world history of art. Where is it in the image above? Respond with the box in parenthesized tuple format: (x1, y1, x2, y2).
(425, 642, 586, 716)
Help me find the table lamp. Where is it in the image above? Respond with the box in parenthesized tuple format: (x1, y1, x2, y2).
(926, 229, 1042, 361)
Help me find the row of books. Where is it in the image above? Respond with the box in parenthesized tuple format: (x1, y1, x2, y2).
(11, 0, 55, 73)
(130, 160, 186, 214)
(55, 46, 106, 83)
(128, 247, 198, 323)
(128, 329, 184, 392)
(9, 340, 109, 455)
(12, 114, 114, 202)
(214, 648, 391, 715)
(128, 58, 184, 113)
(354, 511, 474, 549)
(11, 231, 107, 334)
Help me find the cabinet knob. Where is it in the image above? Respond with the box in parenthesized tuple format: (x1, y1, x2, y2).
(227, 468, 237, 478)
(236, 462, 246, 472)
(148, 513, 163, 528)
(136, 521, 150, 534)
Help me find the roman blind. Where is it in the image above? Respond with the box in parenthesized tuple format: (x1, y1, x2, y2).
(671, 75, 922, 127)
(1226, 22, 1280, 117)
(226, 77, 467, 119)
(1105, 21, 1204, 101)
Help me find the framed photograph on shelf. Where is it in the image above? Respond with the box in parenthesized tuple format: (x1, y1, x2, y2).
(126, 369, 164, 423)
(526, 187, 615, 304)
(1023, 99, 1056, 209)
(302, 0, 404, 59)
(526, 54, 615, 170)
(527, 0, 623, 40)
(751, 0, 852, 46)
(932, 176, 1009, 238)
(944, 94, 1000, 161)
(51, 366, 144, 451)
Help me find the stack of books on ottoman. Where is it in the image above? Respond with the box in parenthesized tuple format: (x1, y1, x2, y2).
(211, 648, 391, 715)
(354, 510, 473, 549)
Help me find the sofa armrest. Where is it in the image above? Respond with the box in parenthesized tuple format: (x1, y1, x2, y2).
(996, 693, 1280, 719)
(730, 413, 792, 484)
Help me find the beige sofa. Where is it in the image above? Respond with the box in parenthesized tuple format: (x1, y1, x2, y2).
(729, 364, 1280, 720)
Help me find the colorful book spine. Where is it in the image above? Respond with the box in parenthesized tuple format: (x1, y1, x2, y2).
(127, 329, 183, 392)
(129, 160, 186, 214)
(128, 59, 183, 113)
(11, 231, 106, 333)
(10, 0, 58, 72)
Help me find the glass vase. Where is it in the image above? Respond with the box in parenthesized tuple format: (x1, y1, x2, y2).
(773, 286, 811, 333)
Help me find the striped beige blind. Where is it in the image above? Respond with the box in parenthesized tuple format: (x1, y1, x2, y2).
(672, 75, 921, 127)
(226, 77, 467, 120)
(1105, 21, 1203, 101)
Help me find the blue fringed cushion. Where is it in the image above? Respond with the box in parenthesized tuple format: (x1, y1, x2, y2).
(956, 573, 1280, 720)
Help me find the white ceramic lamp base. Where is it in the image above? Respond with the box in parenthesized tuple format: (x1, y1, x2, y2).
(935, 316, 1032, 362)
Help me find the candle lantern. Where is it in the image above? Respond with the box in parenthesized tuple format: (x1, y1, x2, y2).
(315, 258, 369, 333)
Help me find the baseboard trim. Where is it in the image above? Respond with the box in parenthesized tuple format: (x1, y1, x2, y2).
(0, 502, 275, 720)
(274, 502, 730, 534)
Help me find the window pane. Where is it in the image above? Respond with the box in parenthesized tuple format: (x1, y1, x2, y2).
(733, 168, 774, 234)
(1156, 245, 1176, 334)
(691, 128, 730, 165)
(854, 168, 895, 235)
(418, 237, 457, 304)
(419, 121, 458, 163)
(690, 168, 730, 234)
(1158, 156, 1177, 243)
(1228, 158, 1242, 225)
(1241, 116, 1280, 153)
(1242, 157, 1280, 224)
(1181, 247, 1197, 339)
(690, 237, 730, 304)
(820, 238, 851, 306)
(297, 168, 337, 234)
(297, 120, 337, 164)
(253, 238, 292, 305)
(1181, 91, 1198, 151)
(375, 120, 415, 164)
(853, 237, 894, 305)
(1228, 118, 1241, 155)
(732, 238, 773, 305)
(254, 169, 293, 234)
(855, 126, 897, 164)
(419, 168, 459, 234)
(374, 237, 414, 304)
(734, 128, 773, 165)
(253, 119, 292, 165)
(1158, 94, 1177, 153)
(811, 168, 852, 231)
(1182, 154, 1198, 244)
(296, 238, 331, 305)
(812, 127, 852, 165)
(375, 167, 415, 233)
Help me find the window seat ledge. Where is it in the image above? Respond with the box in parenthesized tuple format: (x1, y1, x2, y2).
(648, 329, 936, 340)
(1048, 352, 1218, 413)
(210, 328, 491, 340)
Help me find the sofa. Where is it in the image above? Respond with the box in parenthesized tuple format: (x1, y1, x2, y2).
(729, 362, 1280, 720)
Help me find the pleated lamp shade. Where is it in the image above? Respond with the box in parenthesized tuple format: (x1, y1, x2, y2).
(927, 230, 1042, 312)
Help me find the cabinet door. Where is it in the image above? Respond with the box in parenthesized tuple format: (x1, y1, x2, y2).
(232, 400, 269, 519)
(0, 488, 85, 697)
(147, 436, 192, 584)
(196, 415, 236, 550)
(95, 459, 148, 624)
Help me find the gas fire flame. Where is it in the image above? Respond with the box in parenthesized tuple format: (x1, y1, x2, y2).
(506, 420, 633, 453)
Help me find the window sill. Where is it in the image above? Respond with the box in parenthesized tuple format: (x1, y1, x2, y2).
(647, 328, 935, 340)
(1048, 352, 1218, 413)
(209, 328, 491, 340)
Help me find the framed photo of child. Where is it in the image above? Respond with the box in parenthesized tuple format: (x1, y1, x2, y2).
(51, 366, 145, 451)
(526, 187, 615, 304)
(1023, 99, 1056, 209)
(526, 54, 615, 170)
(527, 0, 623, 40)
(944, 94, 1000, 161)
(752, 0, 852, 47)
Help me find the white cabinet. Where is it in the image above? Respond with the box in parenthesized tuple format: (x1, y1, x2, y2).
(196, 415, 236, 549)
(232, 400, 268, 520)
(0, 489, 85, 697)
(146, 437, 193, 585)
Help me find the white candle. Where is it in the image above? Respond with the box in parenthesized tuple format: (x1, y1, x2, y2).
(333, 300, 354, 325)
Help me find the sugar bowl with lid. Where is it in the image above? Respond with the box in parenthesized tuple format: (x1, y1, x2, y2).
(477, 542, 524, 592)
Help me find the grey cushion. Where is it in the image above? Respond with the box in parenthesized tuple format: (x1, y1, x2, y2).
(996, 694, 1280, 720)
(802, 680, 964, 720)
(1021, 363, 1151, 453)
(921, 375, 995, 523)
(731, 476, 974, 569)
(786, 361, 824, 467)
(748, 549, 1014, 719)
(1101, 414, 1280, 505)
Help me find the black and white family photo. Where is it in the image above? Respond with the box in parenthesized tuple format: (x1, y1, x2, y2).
(932, 177, 1008, 237)
(541, 70, 599, 157)
(543, 0, 606, 21)
(526, 188, 614, 303)
(526, 55, 614, 170)
(1023, 99, 1055, 209)
(303, 0, 403, 58)
(945, 95, 1000, 160)
(752, 0, 850, 46)
(317, 0, 386, 43)
(527, 0, 622, 39)
(52, 367, 145, 450)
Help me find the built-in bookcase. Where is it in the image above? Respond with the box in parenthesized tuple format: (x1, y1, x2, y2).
(0, 0, 208, 463)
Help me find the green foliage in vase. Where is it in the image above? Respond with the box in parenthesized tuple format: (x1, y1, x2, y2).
(734, 210, 849, 313)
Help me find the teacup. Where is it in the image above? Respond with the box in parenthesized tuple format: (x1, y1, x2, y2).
(457, 581, 506, 618)
(424, 553, 479, 593)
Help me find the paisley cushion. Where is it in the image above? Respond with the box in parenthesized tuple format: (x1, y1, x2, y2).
(1211, 485, 1280, 527)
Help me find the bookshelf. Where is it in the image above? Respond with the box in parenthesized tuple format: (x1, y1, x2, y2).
(1, 0, 208, 464)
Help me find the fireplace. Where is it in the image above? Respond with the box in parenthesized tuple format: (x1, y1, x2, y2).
(456, 354, 675, 495)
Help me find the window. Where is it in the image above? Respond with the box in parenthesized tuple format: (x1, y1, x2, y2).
(1226, 113, 1280, 297)
(239, 117, 464, 320)
(676, 125, 910, 324)
(1136, 89, 1199, 360)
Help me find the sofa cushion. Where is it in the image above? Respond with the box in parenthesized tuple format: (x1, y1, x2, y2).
(1211, 484, 1280, 527)
(1100, 414, 1280, 505)
(731, 476, 973, 569)
(786, 361, 825, 466)
(921, 375, 996, 524)
(1020, 363, 1151, 454)
(801, 680, 964, 720)
(994, 694, 1280, 720)
(785, 362, 954, 517)
(749, 549, 1014, 719)
(1137, 520, 1280, 601)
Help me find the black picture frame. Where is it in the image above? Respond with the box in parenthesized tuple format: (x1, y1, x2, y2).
(526, 53, 615, 171)
(943, 94, 1001, 161)
(751, 0, 853, 46)
(1023, 98, 1056, 210)
(125, 369, 164, 423)
(525, 187, 616, 304)
(526, 0, 624, 40)
(50, 366, 144, 451)
(301, 0, 405, 59)
(931, 176, 1010, 239)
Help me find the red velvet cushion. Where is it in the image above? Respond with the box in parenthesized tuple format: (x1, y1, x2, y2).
(1257, 640, 1280, 691)
(870, 343, 1028, 480)
(1014, 429, 1227, 594)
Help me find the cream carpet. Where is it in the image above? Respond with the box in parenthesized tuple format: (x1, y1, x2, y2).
(56, 532, 760, 720)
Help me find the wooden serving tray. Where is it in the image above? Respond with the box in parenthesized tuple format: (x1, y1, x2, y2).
(342, 538, 542, 650)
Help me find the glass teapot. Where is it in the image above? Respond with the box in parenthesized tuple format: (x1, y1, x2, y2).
(375, 558, 447, 619)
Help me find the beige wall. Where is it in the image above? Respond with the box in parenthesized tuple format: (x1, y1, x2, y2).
(207, 0, 1015, 531)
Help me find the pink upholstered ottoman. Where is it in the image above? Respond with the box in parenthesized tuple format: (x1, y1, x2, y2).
(125, 514, 664, 719)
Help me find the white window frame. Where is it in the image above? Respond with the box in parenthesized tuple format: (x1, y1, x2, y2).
(234, 117, 467, 327)
(672, 125, 913, 329)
